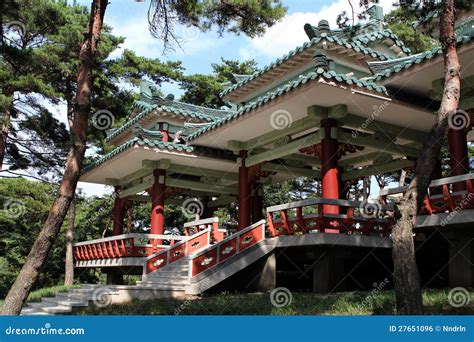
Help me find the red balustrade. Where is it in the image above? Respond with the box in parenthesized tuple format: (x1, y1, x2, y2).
(73, 234, 186, 262)
(188, 220, 266, 278)
(146, 229, 211, 274)
(184, 217, 227, 243)
(380, 173, 474, 215)
(266, 198, 394, 237)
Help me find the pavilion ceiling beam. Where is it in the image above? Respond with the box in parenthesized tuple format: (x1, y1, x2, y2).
(167, 163, 238, 182)
(340, 114, 428, 143)
(261, 163, 321, 178)
(119, 178, 154, 198)
(128, 195, 151, 202)
(228, 119, 314, 152)
(339, 151, 389, 167)
(245, 132, 322, 167)
(166, 177, 238, 195)
(338, 131, 420, 158)
(342, 159, 414, 181)
(284, 153, 321, 167)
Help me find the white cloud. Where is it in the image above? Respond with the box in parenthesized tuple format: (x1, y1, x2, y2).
(108, 14, 221, 59)
(240, 0, 396, 61)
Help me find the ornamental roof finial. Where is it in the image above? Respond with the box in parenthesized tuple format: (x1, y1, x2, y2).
(317, 20, 330, 35)
(313, 50, 328, 73)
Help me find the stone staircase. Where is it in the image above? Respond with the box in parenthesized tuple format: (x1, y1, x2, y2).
(136, 258, 190, 291)
(20, 284, 119, 316)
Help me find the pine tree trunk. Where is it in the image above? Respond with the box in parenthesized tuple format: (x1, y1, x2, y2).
(1, 0, 108, 315)
(0, 102, 12, 169)
(64, 195, 75, 286)
(392, 0, 460, 315)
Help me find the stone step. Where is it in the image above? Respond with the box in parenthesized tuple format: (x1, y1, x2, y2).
(20, 307, 51, 316)
(28, 302, 72, 314)
(42, 297, 89, 307)
(145, 275, 188, 281)
(135, 282, 186, 290)
(152, 269, 189, 277)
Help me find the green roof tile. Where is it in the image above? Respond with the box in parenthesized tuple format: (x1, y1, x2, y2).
(105, 99, 234, 143)
(187, 70, 387, 142)
(82, 138, 195, 174)
(368, 33, 474, 81)
(220, 34, 391, 99)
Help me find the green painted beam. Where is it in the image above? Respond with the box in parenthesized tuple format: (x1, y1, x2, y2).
(261, 163, 321, 178)
(168, 163, 238, 182)
(142, 159, 171, 170)
(342, 159, 414, 181)
(245, 132, 322, 167)
(327, 104, 348, 119)
(285, 153, 321, 167)
(119, 178, 154, 198)
(339, 151, 389, 167)
(243, 116, 318, 151)
(120, 168, 152, 187)
(340, 114, 428, 143)
(105, 178, 120, 186)
(338, 131, 420, 158)
(166, 177, 238, 195)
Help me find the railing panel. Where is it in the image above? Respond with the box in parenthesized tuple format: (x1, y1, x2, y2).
(188, 220, 266, 278)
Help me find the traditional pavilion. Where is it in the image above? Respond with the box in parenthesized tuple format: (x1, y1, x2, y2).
(74, 5, 474, 295)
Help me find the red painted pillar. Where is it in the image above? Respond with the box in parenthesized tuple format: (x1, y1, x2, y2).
(238, 150, 251, 230)
(112, 186, 126, 236)
(251, 182, 263, 223)
(448, 128, 469, 191)
(319, 118, 340, 214)
(150, 169, 166, 235)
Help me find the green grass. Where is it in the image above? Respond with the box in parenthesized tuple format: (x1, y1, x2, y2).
(77, 289, 474, 316)
(0, 284, 80, 307)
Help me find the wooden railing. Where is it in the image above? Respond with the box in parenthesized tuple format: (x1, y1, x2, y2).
(146, 228, 212, 274)
(380, 173, 474, 215)
(188, 220, 266, 278)
(183, 217, 228, 243)
(266, 198, 394, 237)
(73, 233, 188, 261)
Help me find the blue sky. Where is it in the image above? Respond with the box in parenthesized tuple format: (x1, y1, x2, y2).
(74, 0, 396, 196)
(74, 0, 395, 97)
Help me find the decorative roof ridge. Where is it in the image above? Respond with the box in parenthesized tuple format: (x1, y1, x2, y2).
(351, 28, 412, 54)
(369, 33, 474, 81)
(105, 99, 234, 143)
(188, 70, 387, 142)
(82, 137, 194, 174)
(220, 34, 390, 99)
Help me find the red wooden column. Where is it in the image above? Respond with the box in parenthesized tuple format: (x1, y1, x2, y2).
(238, 150, 251, 230)
(448, 128, 469, 191)
(319, 118, 340, 214)
(150, 169, 166, 235)
(251, 182, 263, 223)
(112, 186, 127, 236)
